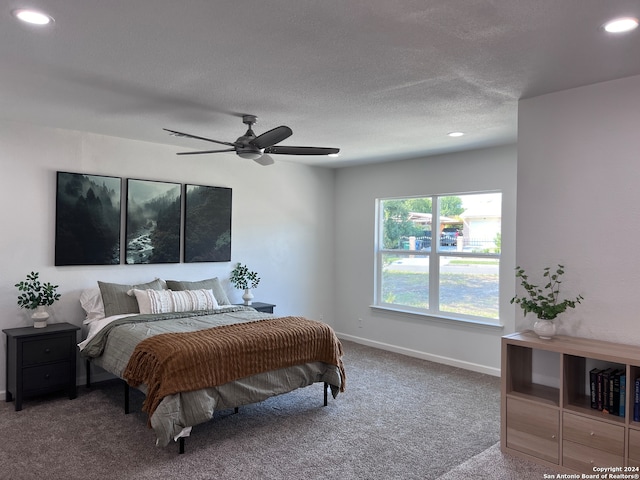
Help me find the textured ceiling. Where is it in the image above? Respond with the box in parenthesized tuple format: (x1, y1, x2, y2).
(1, 0, 639, 167)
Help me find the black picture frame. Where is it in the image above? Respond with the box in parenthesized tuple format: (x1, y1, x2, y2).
(184, 184, 232, 263)
(55, 172, 122, 266)
(125, 179, 181, 264)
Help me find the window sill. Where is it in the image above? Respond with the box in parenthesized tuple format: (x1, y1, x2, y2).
(370, 305, 504, 329)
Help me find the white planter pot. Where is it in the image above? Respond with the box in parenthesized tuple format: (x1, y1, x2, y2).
(533, 319, 556, 339)
(242, 288, 254, 306)
(31, 305, 49, 328)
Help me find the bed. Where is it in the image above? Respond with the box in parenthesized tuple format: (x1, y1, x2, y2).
(77, 278, 345, 453)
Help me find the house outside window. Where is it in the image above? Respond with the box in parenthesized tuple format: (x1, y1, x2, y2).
(375, 192, 502, 323)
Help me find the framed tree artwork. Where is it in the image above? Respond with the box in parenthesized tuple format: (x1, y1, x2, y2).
(184, 184, 232, 262)
(125, 179, 181, 264)
(55, 172, 122, 266)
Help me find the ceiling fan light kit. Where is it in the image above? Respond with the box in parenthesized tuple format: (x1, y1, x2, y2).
(603, 17, 638, 33)
(12, 9, 54, 25)
(164, 115, 340, 166)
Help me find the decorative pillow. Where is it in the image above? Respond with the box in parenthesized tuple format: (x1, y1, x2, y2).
(165, 277, 231, 305)
(98, 278, 166, 317)
(79, 288, 106, 324)
(129, 289, 219, 314)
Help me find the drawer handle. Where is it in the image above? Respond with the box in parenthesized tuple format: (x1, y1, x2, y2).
(551, 434, 556, 439)
(590, 431, 595, 436)
(45, 348, 51, 354)
(44, 374, 50, 380)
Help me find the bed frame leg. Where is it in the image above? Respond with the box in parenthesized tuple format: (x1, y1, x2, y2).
(124, 381, 130, 414)
(324, 382, 328, 406)
(234, 407, 239, 414)
(179, 437, 185, 454)
(86, 360, 91, 388)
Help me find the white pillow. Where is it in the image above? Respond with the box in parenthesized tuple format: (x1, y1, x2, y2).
(129, 289, 219, 315)
(79, 288, 106, 324)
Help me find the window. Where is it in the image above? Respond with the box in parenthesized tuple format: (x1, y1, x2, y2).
(375, 192, 501, 323)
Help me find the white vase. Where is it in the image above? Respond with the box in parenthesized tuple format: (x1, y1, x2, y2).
(31, 305, 49, 328)
(533, 319, 556, 339)
(242, 288, 254, 306)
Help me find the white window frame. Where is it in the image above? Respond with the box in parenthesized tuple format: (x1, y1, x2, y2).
(374, 191, 502, 325)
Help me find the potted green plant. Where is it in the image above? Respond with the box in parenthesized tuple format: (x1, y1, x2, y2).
(511, 264, 583, 339)
(230, 263, 260, 305)
(15, 271, 61, 328)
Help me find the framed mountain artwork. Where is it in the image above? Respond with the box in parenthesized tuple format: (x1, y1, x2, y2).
(55, 172, 122, 266)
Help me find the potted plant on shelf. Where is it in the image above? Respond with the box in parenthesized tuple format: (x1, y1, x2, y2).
(510, 264, 583, 339)
(230, 263, 261, 306)
(15, 271, 61, 328)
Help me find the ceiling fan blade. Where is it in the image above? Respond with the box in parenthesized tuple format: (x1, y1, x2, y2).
(253, 154, 275, 166)
(176, 148, 236, 155)
(263, 145, 340, 156)
(250, 126, 293, 149)
(163, 128, 235, 147)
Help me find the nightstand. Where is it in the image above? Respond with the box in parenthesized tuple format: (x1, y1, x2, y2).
(235, 302, 275, 314)
(3, 322, 80, 411)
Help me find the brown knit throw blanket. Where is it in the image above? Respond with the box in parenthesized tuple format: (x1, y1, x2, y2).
(123, 316, 346, 419)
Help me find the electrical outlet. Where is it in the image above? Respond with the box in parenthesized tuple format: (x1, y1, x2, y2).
(358, 317, 363, 328)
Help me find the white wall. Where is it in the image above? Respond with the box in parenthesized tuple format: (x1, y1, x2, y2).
(517, 74, 640, 343)
(333, 145, 518, 375)
(0, 120, 336, 391)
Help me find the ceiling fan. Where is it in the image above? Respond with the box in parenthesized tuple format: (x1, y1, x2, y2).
(164, 115, 340, 166)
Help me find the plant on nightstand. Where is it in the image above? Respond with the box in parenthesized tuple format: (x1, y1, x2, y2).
(15, 271, 61, 328)
(230, 263, 260, 306)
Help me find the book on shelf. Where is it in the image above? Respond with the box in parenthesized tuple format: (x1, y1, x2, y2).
(598, 368, 613, 412)
(619, 374, 626, 418)
(610, 369, 623, 417)
(590, 368, 601, 410)
(634, 378, 640, 422)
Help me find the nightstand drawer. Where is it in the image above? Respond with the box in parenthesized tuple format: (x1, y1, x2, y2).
(22, 336, 70, 365)
(22, 362, 71, 392)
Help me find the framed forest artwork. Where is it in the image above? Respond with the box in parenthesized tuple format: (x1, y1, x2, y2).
(184, 184, 232, 262)
(125, 179, 181, 264)
(55, 172, 122, 266)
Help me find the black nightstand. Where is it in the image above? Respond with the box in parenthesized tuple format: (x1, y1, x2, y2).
(3, 322, 80, 411)
(235, 302, 276, 314)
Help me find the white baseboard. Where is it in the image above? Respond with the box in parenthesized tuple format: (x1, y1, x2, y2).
(336, 332, 500, 377)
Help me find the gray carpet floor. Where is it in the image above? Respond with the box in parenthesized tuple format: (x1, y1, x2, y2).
(0, 340, 540, 479)
(439, 442, 553, 479)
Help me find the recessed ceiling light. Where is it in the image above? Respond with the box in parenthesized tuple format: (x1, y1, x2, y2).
(447, 132, 465, 137)
(12, 9, 54, 25)
(603, 17, 638, 33)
